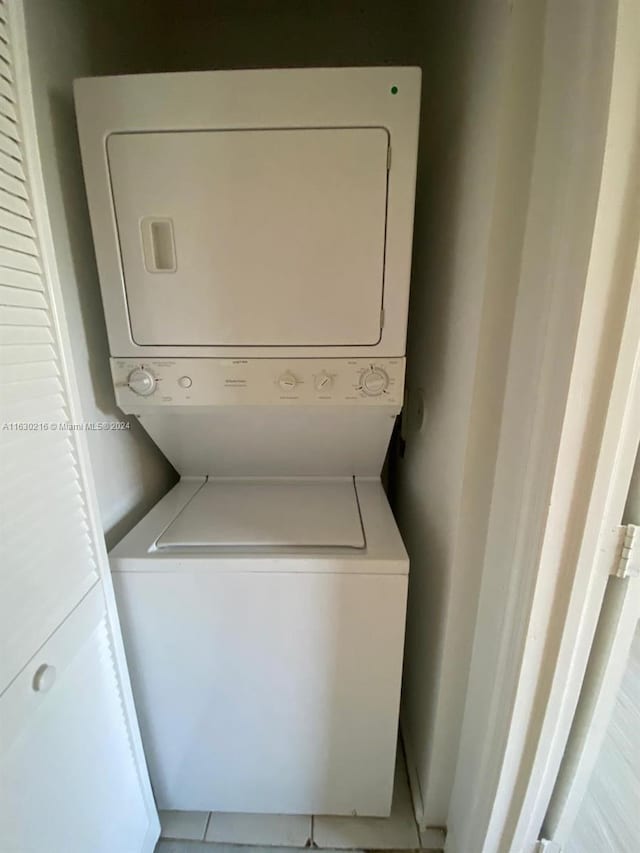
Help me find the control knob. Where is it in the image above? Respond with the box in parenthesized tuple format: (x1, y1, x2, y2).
(314, 371, 334, 392)
(278, 372, 299, 392)
(360, 367, 389, 397)
(127, 367, 156, 397)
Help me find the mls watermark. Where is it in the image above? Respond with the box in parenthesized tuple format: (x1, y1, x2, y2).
(1, 421, 131, 432)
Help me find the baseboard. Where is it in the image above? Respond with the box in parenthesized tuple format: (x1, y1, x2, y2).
(399, 714, 425, 829)
(141, 816, 161, 853)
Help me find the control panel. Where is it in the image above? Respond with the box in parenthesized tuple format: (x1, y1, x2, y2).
(111, 358, 405, 411)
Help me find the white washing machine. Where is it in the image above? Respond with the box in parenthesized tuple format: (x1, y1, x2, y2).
(75, 67, 420, 817)
(110, 476, 407, 815)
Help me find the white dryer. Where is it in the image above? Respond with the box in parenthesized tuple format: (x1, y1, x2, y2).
(75, 67, 420, 817)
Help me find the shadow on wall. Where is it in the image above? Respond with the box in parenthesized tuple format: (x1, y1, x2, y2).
(42, 0, 172, 419)
(48, 91, 115, 415)
(388, 0, 516, 827)
(107, 0, 431, 73)
(46, 82, 179, 549)
(24, 0, 180, 548)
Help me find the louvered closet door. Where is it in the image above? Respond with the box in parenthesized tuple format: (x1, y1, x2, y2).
(0, 3, 159, 852)
(0, 11, 98, 693)
(0, 587, 154, 853)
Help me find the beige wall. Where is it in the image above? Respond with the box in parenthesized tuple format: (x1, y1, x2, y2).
(392, 0, 542, 826)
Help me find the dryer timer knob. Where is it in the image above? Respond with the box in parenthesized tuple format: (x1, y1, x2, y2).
(278, 372, 299, 392)
(127, 367, 156, 396)
(361, 367, 389, 397)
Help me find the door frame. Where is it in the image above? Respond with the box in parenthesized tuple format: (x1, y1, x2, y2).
(446, 1, 640, 851)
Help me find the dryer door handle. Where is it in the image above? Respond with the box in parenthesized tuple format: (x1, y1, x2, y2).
(140, 217, 177, 273)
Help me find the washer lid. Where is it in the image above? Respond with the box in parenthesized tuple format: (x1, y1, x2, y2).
(156, 479, 365, 549)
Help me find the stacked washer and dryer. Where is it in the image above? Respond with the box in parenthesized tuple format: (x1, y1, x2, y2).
(75, 67, 421, 818)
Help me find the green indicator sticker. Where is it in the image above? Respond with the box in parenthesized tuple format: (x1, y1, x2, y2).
(391, 86, 398, 94)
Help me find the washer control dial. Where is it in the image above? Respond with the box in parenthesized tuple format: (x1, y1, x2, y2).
(314, 371, 334, 392)
(278, 372, 299, 392)
(127, 367, 156, 397)
(360, 367, 389, 397)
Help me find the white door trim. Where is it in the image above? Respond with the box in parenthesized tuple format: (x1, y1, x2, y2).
(8, 2, 160, 848)
(447, 1, 640, 851)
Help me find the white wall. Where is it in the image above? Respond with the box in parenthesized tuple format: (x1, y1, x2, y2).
(23, 0, 177, 547)
(393, 0, 546, 828)
(447, 0, 621, 846)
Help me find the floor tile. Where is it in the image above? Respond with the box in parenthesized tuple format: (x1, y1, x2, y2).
(205, 813, 312, 847)
(159, 810, 210, 841)
(155, 841, 211, 853)
(157, 846, 362, 853)
(312, 755, 420, 850)
(419, 826, 446, 850)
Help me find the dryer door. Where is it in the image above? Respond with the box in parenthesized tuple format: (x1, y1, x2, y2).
(107, 128, 389, 347)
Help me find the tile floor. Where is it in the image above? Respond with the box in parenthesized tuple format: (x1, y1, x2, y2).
(155, 748, 445, 853)
(156, 846, 357, 853)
